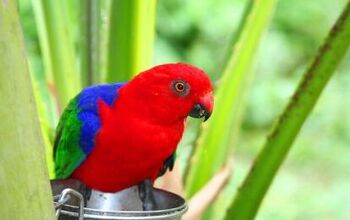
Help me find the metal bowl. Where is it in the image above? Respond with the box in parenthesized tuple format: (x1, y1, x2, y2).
(51, 179, 187, 220)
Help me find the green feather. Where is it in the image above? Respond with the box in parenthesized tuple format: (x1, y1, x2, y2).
(53, 97, 85, 179)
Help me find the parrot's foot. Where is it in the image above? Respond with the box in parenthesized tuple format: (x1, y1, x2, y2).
(138, 179, 158, 211)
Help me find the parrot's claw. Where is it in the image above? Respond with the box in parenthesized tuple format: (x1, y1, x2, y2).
(138, 179, 158, 211)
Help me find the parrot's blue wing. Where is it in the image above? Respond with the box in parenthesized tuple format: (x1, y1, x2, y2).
(76, 83, 126, 154)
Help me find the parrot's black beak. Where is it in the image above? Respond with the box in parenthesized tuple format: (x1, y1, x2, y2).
(189, 104, 211, 121)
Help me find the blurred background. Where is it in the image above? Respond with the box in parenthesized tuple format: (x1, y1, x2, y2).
(19, 0, 350, 219)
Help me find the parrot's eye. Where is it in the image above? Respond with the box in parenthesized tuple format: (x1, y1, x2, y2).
(171, 80, 190, 96)
(175, 82, 185, 92)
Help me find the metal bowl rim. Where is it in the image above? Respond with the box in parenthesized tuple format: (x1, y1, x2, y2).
(57, 203, 188, 220)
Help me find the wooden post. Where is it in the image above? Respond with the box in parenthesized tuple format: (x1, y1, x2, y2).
(0, 1, 55, 219)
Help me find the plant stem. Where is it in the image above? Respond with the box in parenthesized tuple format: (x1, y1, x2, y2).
(0, 1, 55, 218)
(225, 2, 350, 219)
(218, 0, 253, 77)
(186, 0, 278, 198)
(32, 0, 80, 108)
(106, 0, 156, 83)
(81, 0, 101, 86)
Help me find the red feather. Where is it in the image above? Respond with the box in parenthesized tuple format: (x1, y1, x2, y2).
(72, 63, 213, 192)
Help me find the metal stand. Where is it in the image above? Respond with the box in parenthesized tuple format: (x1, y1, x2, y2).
(54, 188, 84, 220)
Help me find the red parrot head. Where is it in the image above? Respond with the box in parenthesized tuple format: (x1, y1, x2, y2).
(122, 63, 214, 123)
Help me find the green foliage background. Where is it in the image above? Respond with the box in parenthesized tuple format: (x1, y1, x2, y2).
(155, 1, 350, 219)
(18, 0, 350, 219)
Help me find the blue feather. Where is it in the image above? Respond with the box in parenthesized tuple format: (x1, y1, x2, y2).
(77, 83, 126, 154)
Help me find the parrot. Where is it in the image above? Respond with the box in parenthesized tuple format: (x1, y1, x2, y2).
(53, 63, 214, 210)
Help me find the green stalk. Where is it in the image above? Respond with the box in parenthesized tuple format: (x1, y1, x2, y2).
(218, 0, 253, 76)
(106, 0, 156, 83)
(225, 2, 350, 219)
(0, 1, 54, 218)
(31, 77, 56, 178)
(186, 0, 278, 197)
(81, 0, 101, 86)
(32, 0, 80, 108)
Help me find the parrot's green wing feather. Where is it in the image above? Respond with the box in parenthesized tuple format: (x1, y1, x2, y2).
(54, 97, 85, 179)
